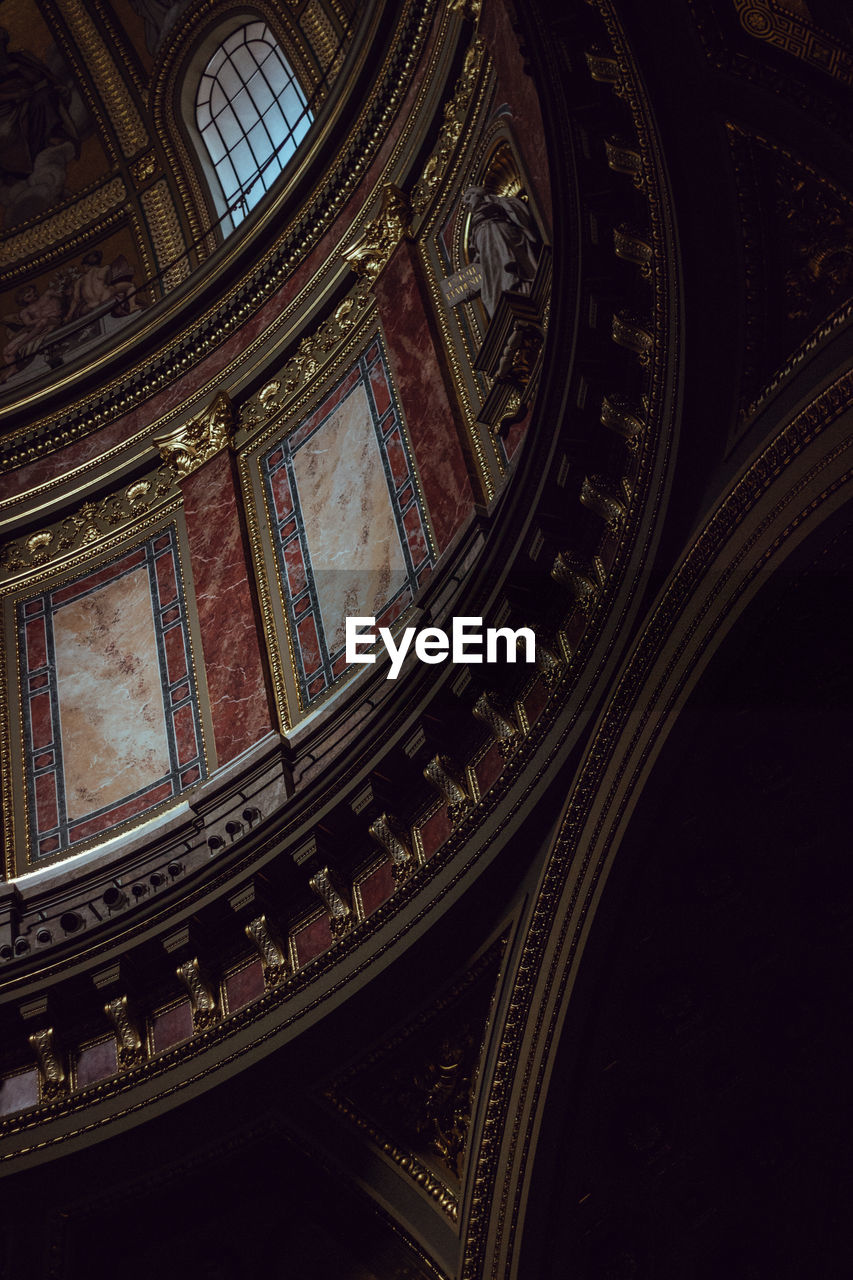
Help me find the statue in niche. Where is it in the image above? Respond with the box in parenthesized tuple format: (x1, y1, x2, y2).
(461, 185, 540, 319)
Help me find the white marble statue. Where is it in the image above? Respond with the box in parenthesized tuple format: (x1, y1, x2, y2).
(462, 186, 539, 319)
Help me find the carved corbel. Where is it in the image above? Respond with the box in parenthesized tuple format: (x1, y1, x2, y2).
(584, 47, 623, 93)
(580, 475, 629, 529)
(104, 995, 144, 1069)
(522, 628, 566, 687)
(176, 958, 219, 1030)
(245, 914, 289, 986)
(309, 867, 353, 938)
(600, 392, 646, 443)
(29, 1028, 65, 1101)
(551, 552, 599, 610)
(611, 311, 654, 364)
(154, 391, 235, 479)
(423, 754, 472, 824)
(369, 812, 416, 884)
(496, 322, 543, 388)
(613, 223, 653, 277)
(604, 137, 645, 188)
(343, 184, 413, 283)
(472, 692, 518, 758)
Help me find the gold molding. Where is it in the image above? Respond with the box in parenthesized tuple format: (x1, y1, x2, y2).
(55, 0, 149, 157)
(155, 392, 235, 479)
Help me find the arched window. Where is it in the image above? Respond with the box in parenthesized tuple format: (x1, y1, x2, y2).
(195, 21, 311, 229)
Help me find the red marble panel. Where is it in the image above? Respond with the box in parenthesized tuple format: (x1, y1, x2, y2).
(173, 702, 198, 764)
(418, 805, 452, 859)
(0, 1069, 38, 1116)
(25, 617, 47, 671)
(161, 604, 181, 626)
(152, 1002, 193, 1054)
(284, 539, 307, 596)
(76, 1039, 117, 1087)
(181, 764, 201, 787)
(369, 361, 392, 417)
(34, 751, 53, 769)
(385, 428, 409, 487)
(68, 779, 173, 845)
(270, 465, 293, 520)
(297, 614, 321, 675)
(475, 741, 505, 795)
(29, 672, 48, 691)
(376, 588, 411, 632)
(308, 674, 325, 697)
(524, 677, 549, 727)
(225, 959, 265, 1011)
(50, 548, 145, 607)
(171, 681, 190, 704)
(155, 549, 178, 607)
(503, 404, 532, 460)
(402, 505, 429, 566)
(163, 626, 187, 685)
(181, 452, 276, 767)
(24, 600, 42, 617)
(359, 860, 395, 916)
(293, 914, 332, 966)
(35, 771, 58, 833)
(374, 241, 475, 552)
(38, 836, 59, 856)
(28, 692, 52, 750)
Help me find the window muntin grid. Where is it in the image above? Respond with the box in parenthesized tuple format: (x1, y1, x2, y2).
(195, 22, 311, 227)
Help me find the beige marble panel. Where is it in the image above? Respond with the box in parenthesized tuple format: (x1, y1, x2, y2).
(54, 567, 169, 821)
(293, 381, 407, 654)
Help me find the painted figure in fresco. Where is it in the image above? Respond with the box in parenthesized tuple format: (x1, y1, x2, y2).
(0, 29, 85, 227)
(0, 282, 63, 381)
(0, 29, 79, 181)
(128, 0, 191, 56)
(65, 250, 144, 320)
(461, 186, 540, 319)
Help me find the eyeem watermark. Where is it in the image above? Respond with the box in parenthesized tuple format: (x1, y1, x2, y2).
(346, 616, 535, 680)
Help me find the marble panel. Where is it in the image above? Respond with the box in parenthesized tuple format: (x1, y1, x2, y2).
(17, 528, 206, 863)
(263, 340, 433, 706)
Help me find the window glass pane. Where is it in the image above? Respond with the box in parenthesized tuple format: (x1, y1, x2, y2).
(217, 156, 239, 200)
(197, 22, 313, 229)
(218, 58, 242, 100)
(279, 84, 305, 127)
(247, 70, 275, 116)
(201, 122, 227, 164)
(245, 119, 272, 166)
(206, 47, 226, 77)
(231, 86, 259, 130)
(229, 138, 255, 186)
(209, 81, 227, 119)
(261, 54, 290, 97)
(216, 103, 241, 150)
(231, 43, 260, 83)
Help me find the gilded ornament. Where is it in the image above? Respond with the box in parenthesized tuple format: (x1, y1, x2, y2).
(155, 392, 235, 479)
(472, 692, 518, 758)
(600, 393, 646, 441)
(611, 311, 654, 364)
(245, 914, 289, 985)
(613, 223, 653, 277)
(423, 755, 472, 825)
(411, 39, 486, 214)
(309, 867, 353, 938)
(104, 995, 144, 1069)
(551, 552, 599, 610)
(343, 184, 413, 282)
(584, 46, 623, 92)
(604, 137, 645, 188)
(29, 1028, 65, 1101)
(447, 0, 481, 18)
(176, 958, 219, 1030)
(580, 475, 629, 529)
(369, 813, 415, 883)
